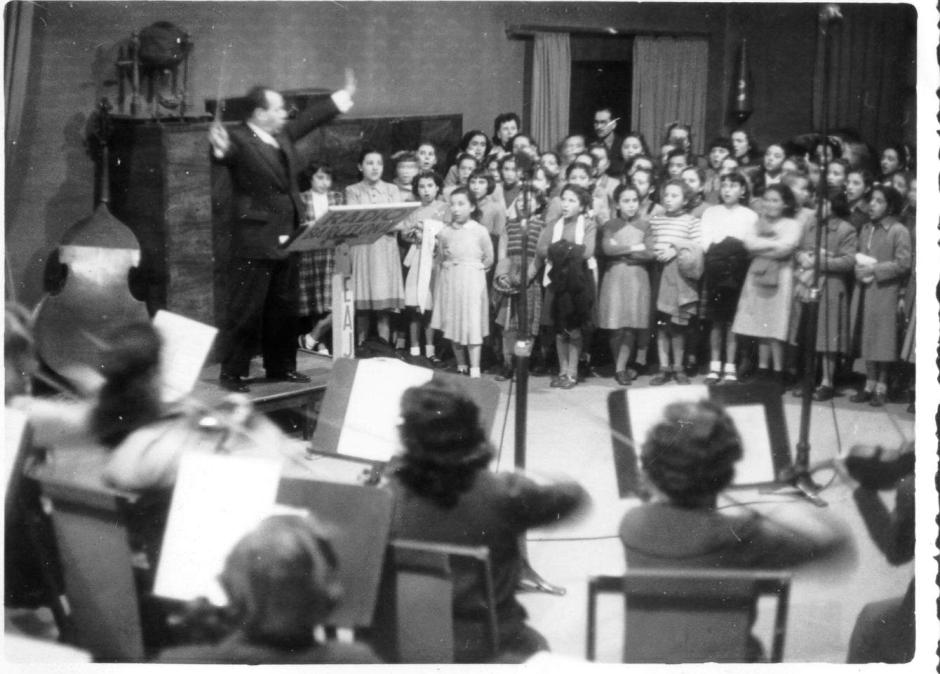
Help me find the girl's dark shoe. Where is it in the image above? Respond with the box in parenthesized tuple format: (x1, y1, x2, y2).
(869, 392, 886, 407)
(614, 370, 632, 386)
(811, 385, 835, 402)
(649, 370, 672, 386)
(495, 364, 514, 382)
(850, 389, 873, 403)
(558, 374, 578, 389)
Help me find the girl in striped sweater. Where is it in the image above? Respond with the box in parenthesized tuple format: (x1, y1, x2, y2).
(649, 179, 704, 385)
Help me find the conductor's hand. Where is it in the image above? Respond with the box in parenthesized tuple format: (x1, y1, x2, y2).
(209, 120, 231, 158)
(343, 68, 357, 100)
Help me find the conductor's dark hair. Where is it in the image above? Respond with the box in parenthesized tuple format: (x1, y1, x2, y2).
(395, 380, 493, 508)
(220, 514, 342, 641)
(763, 183, 798, 218)
(871, 184, 903, 217)
(90, 321, 163, 448)
(468, 167, 496, 195)
(411, 169, 443, 195)
(641, 400, 743, 508)
(245, 85, 274, 116)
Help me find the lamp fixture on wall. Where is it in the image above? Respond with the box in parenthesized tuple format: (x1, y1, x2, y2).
(731, 39, 753, 125)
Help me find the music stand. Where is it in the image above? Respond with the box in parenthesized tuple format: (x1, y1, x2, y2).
(608, 382, 793, 498)
(282, 202, 421, 359)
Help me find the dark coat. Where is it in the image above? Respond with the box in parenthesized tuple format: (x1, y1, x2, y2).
(217, 97, 340, 259)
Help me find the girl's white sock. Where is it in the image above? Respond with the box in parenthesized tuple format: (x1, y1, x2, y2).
(469, 367, 481, 378)
(410, 346, 421, 356)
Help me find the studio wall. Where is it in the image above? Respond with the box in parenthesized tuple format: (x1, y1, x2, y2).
(4, 2, 915, 307)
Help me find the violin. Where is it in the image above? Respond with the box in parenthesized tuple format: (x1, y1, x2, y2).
(33, 98, 149, 389)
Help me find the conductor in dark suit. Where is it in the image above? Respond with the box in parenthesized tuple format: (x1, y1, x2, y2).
(209, 71, 356, 392)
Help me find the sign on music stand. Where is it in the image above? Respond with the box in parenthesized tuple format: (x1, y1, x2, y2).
(282, 203, 420, 359)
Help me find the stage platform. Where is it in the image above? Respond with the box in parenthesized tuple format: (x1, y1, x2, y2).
(192, 350, 333, 439)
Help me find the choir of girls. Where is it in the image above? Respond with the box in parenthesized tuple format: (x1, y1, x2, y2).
(294, 115, 914, 405)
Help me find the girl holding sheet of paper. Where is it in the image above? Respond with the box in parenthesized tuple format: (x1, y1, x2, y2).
(848, 184, 911, 407)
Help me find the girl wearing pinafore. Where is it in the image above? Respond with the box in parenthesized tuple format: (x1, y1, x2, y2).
(431, 187, 494, 378)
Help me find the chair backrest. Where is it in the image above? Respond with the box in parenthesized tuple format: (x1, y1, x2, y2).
(586, 569, 791, 663)
(372, 539, 498, 664)
(29, 448, 146, 661)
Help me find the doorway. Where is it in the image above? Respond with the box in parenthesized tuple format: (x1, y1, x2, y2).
(568, 36, 634, 138)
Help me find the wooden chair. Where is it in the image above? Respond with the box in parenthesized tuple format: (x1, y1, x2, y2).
(370, 539, 499, 663)
(28, 448, 148, 661)
(586, 569, 791, 663)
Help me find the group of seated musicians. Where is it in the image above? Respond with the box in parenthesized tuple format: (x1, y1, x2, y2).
(5, 297, 914, 663)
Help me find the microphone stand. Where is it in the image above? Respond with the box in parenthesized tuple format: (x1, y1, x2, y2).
(777, 5, 841, 507)
(513, 170, 565, 596)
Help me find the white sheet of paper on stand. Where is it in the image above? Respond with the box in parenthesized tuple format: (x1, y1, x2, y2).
(336, 358, 434, 462)
(153, 310, 219, 403)
(154, 452, 283, 605)
(724, 404, 775, 484)
(625, 384, 710, 452)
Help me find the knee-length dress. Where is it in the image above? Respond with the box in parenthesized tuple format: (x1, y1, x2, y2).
(731, 216, 801, 341)
(849, 218, 912, 361)
(346, 180, 406, 311)
(597, 215, 654, 330)
(789, 217, 857, 353)
(431, 220, 494, 345)
(402, 201, 450, 311)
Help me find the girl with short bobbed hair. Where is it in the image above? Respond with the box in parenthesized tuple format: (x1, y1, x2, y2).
(387, 379, 588, 662)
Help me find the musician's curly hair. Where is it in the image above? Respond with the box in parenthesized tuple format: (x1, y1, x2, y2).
(394, 380, 493, 509)
(640, 400, 743, 508)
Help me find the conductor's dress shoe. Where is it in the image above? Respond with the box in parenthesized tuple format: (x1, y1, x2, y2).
(267, 370, 311, 383)
(220, 374, 250, 393)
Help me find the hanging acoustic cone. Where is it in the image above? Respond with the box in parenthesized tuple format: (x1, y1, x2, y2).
(732, 39, 753, 125)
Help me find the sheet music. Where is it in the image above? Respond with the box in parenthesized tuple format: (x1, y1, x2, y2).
(724, 404, 776, 484)
(153, 310, 219, 403)
(336, 358, 433, 462)
(625, 384, 710, 451)
(154, 452, 283, 605)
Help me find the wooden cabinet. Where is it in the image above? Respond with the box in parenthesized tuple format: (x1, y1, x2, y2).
(108, 118, 222, 326)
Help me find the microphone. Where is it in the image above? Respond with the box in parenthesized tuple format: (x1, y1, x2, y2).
(513, 150, 538, 181)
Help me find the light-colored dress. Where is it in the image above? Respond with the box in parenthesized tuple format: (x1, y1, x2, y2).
(731, 216, 802, 341)
(597, 215, 654, 330)
(431, 220, 494, 345)
(346, 180, 406, 311)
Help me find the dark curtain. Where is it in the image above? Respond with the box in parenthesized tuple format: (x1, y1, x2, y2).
(813, 4, 917, 151)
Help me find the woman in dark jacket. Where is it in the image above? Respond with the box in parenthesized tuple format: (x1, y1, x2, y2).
(386, 379, 589, 663)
